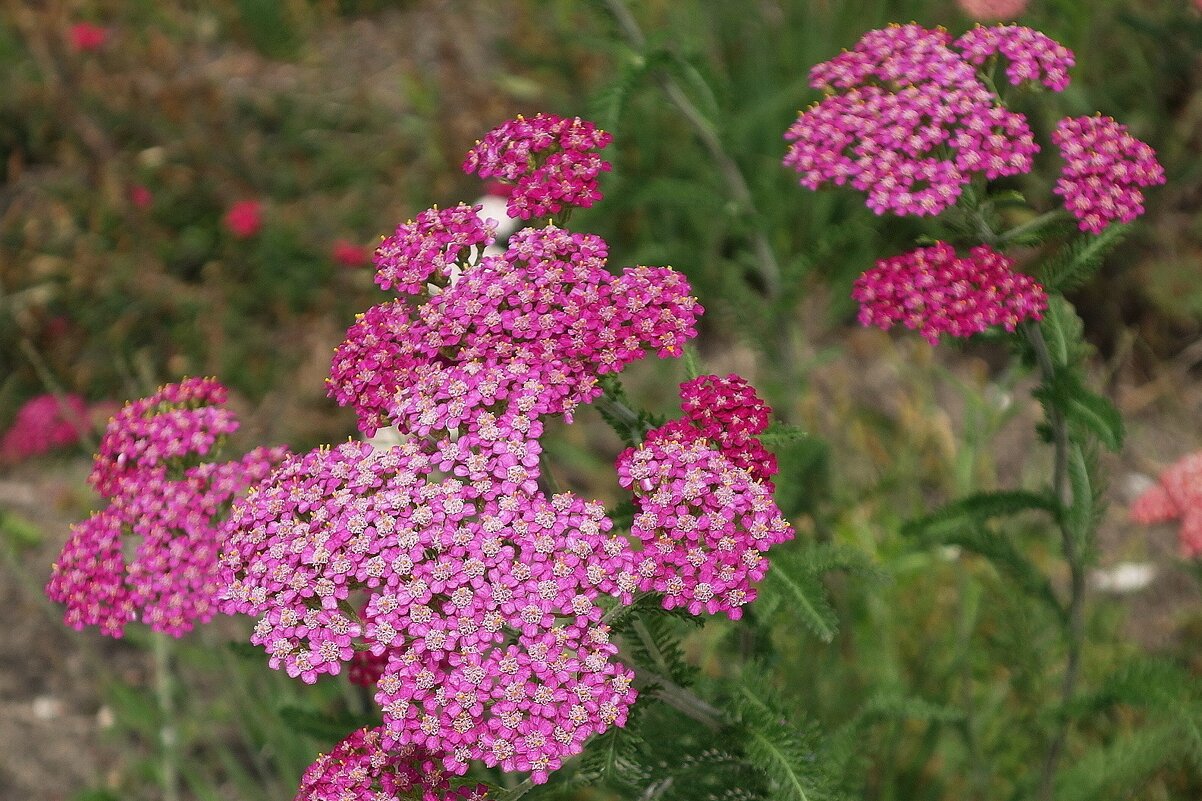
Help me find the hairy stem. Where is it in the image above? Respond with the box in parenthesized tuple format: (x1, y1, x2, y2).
(153, 632, 181, 801)
(1026, 321, 1088, 801)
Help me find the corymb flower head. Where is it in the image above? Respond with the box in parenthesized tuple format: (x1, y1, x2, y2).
(90, 377, 237, 497)
(463, 113, 613, 220)
(853, 242, 1047, 344)
(955, 24, 1074, 91)
(1052, 115, 1165, 234)
(295, 727, 489, 801)
(784, 23, 1062, 216)
(616, 382, 793, 619)
(329, 225, 701, 438)
(0, 393, 93, 463)
(220, 439, 637, 782)
(374, 203, 497, 295)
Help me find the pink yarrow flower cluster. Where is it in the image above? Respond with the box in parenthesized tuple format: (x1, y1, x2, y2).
(784, 23, 1062, 216)
(853, 242, 1047, 344)
(46, 379, 287, 637)
(1052, 115, 1165, 234)
(296, 727, 489, 801)
(463, 114, 612, 220)
(955, 24, 1074, 91)
(0, 393, 92, 463)
(374, 204, 498, 294)
(677, 374, 778, 488)
(329, 225, 701, 438)
(616, 410, 793, 619)
(220, 439, 637, 782)
(1130, 452, 1202, 558)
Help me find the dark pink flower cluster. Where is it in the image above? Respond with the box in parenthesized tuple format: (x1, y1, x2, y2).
(1130, 452, 1202, 558)
(955, 24, 1074, 91)
(374, 204, 498, 295)
(462, 114, 612, 219)
(1052, 115, 1165, 234)
(853, 242, 1047, 344)
(46, 379, 288, 638)
(296, 727, 489, 801)
(90, 377, 237, 497)
(329, 225, 702, 438)
(220, 439, 637, 781)
(616, 421, 794, 619)
(677, 374, 778, 487)
(784, 23, 1051, 216)
(0, 393, 92, 463)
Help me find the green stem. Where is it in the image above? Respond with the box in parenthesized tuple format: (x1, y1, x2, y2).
(996, 209, 1071, 247)
(1026, 321, 1088, 801)
(153, 632, 181, 801)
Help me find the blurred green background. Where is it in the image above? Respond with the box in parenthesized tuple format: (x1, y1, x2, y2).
(2, 1, 1201, 800)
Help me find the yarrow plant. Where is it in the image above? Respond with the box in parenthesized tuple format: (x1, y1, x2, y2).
(47, 378, 288, 636)
(45, 13, 1190, 801)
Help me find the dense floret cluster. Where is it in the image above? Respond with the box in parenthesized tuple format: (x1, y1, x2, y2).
(374, 204, 498, 295)
(329, 226, 702, 438)
(296, 727, 489, 801)
(220, 439, 637, 780)
(47, 379, 287, 637)
(616, 418, 793, 619)
(1130, 452, 1202, 558)
(1052, 115, 1166, 233)
(784, 23, 1051, 216)
(955, 24, 1074, 90)
(462, 113, 612, 220)
(677, 374, 778, 487)
(852, 242, 1047, 343)
(89, 376, 238, 497)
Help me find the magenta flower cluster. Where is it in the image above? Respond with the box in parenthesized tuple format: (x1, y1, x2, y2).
(1052, 115, 1166, 234)
(297, 727, 488, 801)
(784, 23, 1051, 217)
(955, 24, 1074, 91)
(374, 203, 498, 295)
(329, 225, 701, 438)
(46, 379, 287, 637)
(0, 393, 92, 463)
(676, 374, 779, 488)
(616, 408, 793, 618)
(220, 438, 637, 781)
(462, 113, 612, 220)
(852, 242, 1048, 344)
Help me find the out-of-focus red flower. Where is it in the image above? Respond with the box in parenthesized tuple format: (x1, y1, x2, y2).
(1, 394, 92, 463)
(70, 23, 109, 53)
(129, 184, 153, 210)
(223, 200, 263, 239)
(331, 239, 369, 268)
(483, 180, 515, 198)
(1130, 452, 1202, 558)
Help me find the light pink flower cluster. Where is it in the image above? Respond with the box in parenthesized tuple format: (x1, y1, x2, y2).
(784, 23, 1058, 216)
(329, 225, 701, 438)
(374, 204, 498, 295)
(220, 439, 637, 781)
(1130, 452, 1202, 558)
(955, 24, 1074, 90)
(296, 727, 489, 801)
(46, 379, 287, 637)
(462, 114, 612, 219)
(616, 419, 793, 619)
(0, 393, 92, 463)
(1052, 115, 1166, 234)
(676, 374, 778, 488)
(853, 242, 1047, 344)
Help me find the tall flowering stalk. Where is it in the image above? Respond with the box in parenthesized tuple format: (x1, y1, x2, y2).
(786, 21, 1166, 800)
